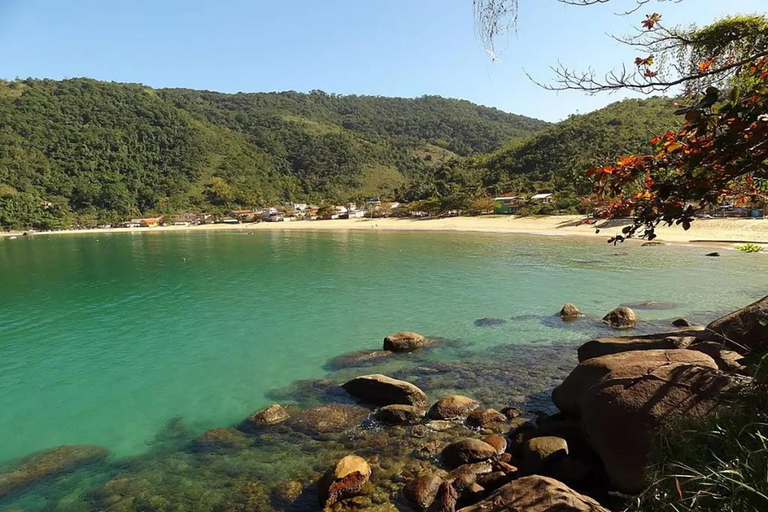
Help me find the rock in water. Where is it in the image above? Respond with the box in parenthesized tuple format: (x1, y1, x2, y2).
(552, 349, 718, 416)
(327, 350, 393, 369)
(581, 363, 746, 493)
(435, 480, 459, 512)
(672, 318, 691, 327)
(474, 317, 507, 327)
(482, 434, 507, 455)
(193, 427, 249, 451)
(428, 395, 481, 420)
(403, 474, 443, 511)
(705, 252, 721, 257)
(287, 404, 370, 435)
(317, 455, 371, 507)
(559, 303, 582, 321)
(246, 403, 289, 426)
(0, 445, 109, 498)
(456, 476, 610, 512)
(466, 409, 507, 429)
(372, 404, 425, 425)
(441, 439, 498, 468)
(383, 331, 431, 352)
(342, 374, 428, 407)
(602, 307, 636, 329)
(706, 294, 768, 353)
(577, 328, 705, 361)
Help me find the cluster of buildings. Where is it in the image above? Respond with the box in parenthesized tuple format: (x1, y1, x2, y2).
(492, 193, 554, 214)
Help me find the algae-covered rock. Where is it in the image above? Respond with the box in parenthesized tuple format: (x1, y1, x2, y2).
(288, 404, 370, 435)
(193, 427, 249, 451)
(428, 395, 481, 420)
(246, 404, 290, 426)
(383, 332, 431, 352)
(343, 374, 428, 408)
(372, 404, 425, 425)
(441, 439, 497, 469)
(602, 307, 636, 329)
(318, 455, 371, 507)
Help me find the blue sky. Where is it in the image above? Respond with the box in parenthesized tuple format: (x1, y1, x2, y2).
(0, 0, 763, 121)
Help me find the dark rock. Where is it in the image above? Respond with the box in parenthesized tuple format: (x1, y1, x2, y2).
(460, 483, 486, 506)
(456, 476, 610, 512)
(602, 307, 636, 329)
(317, 455, 371, 507)
(466, 409, 507, 429)
(0, 445, 109, 498)
(706, 295, 768, 353)
(372, 404, 425, 425)
(403, 474, 443, 511)
(287, 404, 370, 435)
(246, 403, 289, 426)
(476, 471, 512, 492)
(672, 318, 692, 327)
(482, 434, 507, 455)
(428, 395, 481, 420)
(552, 349, 718, 416)
(442, 439, 498, 468)
(507, 422, 537, 457)
(641, 241, 666, 246)
(577, 327, 706, 362)
(582, 363, 747, 493)
(689, 341, 746, 372)
(192, 427, 248, 451)
(327, 350, 393, 370)
(559, 303, 582, 321)
(706, 252, 721, 257)
(551, 457, 593, 485)
(474, 317, 507, 327)
(435, 480, 459, 512)
(343, 374, 428, 408)
(500, 406, 522, 419)
(383, 332, 431, 353)
(523, 436, 569, 473)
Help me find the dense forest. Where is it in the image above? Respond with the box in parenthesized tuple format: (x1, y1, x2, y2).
(0, 78, 681, 229)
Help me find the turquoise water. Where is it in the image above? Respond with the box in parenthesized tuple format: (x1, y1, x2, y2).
(0, 230, 766, 469)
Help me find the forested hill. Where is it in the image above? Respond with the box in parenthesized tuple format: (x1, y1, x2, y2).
(0, 78, 548, 228)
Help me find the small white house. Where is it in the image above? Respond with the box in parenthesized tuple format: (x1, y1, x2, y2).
(530, 193, 555, 204)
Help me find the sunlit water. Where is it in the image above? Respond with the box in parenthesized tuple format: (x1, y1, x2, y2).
(0, 230, 766, 510)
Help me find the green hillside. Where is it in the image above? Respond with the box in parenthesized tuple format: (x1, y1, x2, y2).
(0, 78, 547, 229)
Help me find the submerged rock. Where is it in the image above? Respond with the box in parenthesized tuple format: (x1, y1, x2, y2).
(246, 403, 290, 426)
(403, 474, 443, 511)
(441, 439, 497, 468)
(559, 303, 582, 321)
(428, 395, 481, 421)
(621, 300, 676, 311)
(287, 404, 370, 435)
(0, 445, 109, 498)
(672, 318, 692, 327)
(343, 374, 428, 408)
(706, 294, 768, 353)
(327, 350, 393, 370)
(601, 307, 636, 329)
(705, 252, 721, 257)
(193, 427, 249, 451)
(474, 318, 507, 327)
(317, 455, 371, 507)
(466, 409, 506, 429)
(372, 404, 425, 425)
(383, 332, 431, 352)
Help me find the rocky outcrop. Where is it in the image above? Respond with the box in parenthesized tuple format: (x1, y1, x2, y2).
(441, 439, 498, 468)
(287, 404, 370, 435)
(581, 363, 746, 493)
(522, 437, 569, 474)
(552, 349, 718, 416)
(428, 395, 481, 420)
(317, 455, 371, 507)
(689, 341, 745, 372)
(559, 303, 582, 321)
(0, 445, 109, 498)
(601, 307, 636, 329)
(456, 476, 610, 512)
(706, 294, 768, 353)
(577, 327, 705, 361)
(372, 404, 425, 425)
(343, 374, 428, 408)
(403, 474, 443, 511)
(245, 403, 289, 426)
(383, 332, 431, 352)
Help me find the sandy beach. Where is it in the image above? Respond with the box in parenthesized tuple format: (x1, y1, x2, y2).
(3, 215, 768, 246)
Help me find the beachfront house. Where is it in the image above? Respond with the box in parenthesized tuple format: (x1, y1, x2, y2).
(530, 193, 555, 204)
(494, 196, 524, 214)
(140, 217, 163, 228)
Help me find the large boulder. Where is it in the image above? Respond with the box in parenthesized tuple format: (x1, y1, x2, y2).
(581, 363, 746, 493)
(706, 295, 768, 353)
(403, 474, 443, 511)
(287, 404, 370, 435)
(428, 395, 481, 420)
(383, 332, 431, 352)
(317, 455, 371, 507)
(689, 341, 745, 372)
(552, 349, 718, 416)
(0, 445, 109, 498)
(560, 303, 582, 321)
(601, 307, 636, 329)
(372, 404, 425, 425)
(245, 403, 290, 426)
(577, 327, 705, 362)
(522, 437, 569, 474)
(456, 476, 609, 512)
(343, 374, 428, 408)
(441, 439, 498, 468)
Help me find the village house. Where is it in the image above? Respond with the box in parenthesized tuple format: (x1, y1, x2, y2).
(494, 196, 525, 214)
(139, 217, 163, 228)
(530, 193, 555, 204)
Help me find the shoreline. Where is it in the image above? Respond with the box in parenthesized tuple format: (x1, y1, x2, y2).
(2, 215, 768, 247)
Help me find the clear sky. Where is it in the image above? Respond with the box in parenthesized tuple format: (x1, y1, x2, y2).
(0, 0, 763, 122)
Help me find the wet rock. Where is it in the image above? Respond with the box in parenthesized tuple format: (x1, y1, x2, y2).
(0, 445, 109, 498)
(267, 378, 353, 406)
(602, 307, 636, 330)
(435, 480, 459, 512)
(461, 483, 485, 504)
(192, 427, 249, 451)
(559, 303, 582, 321)
(466, 409, 507, 429)
(551, 457, 593, 485)
(577, 327, 705, 362)
(534, 415, 592, 459)
(641, 241, 666, 247)
(689, 341, 746, 372)
(383, 332, 431, 352)
(288, 404, 370, 435)
(706, 252, 721, 257)
(706, 294, 768, 353)
(273, 480, 306, 505)
(327, 350, 393, 370)
(507, 422, 537, 457)
(523, 436, 568, 473)
(552, 349, 718, 416)
(343, 374, 428, 408)
(474, 318, 507, 327)
(672, 318, 692, 327)
(457, 476, 610, 512)
(621, 300, 676, 311)
(482, 434, 507, 455)
(500, 406, 522, 419)
(441, 439, 498, 469)
(413, 439, 449, 460)
(372, 404, 425, 425)
(582, 363, 747, 493)
(476, 471, 512, 492)
(246, 403, 290, 426)
(428, 395, 481, 420)
(403, 474, 443, 511)
(318, 455, 371, 507)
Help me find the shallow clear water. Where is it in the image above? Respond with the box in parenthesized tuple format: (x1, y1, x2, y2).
(0, 230, 766, 509)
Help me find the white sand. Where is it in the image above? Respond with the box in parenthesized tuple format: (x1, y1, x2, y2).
(3, 215, 768, 246)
